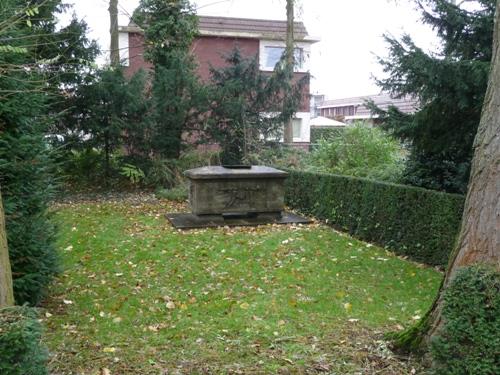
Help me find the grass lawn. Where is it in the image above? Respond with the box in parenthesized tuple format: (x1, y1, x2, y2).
(43, 195, 442, 374)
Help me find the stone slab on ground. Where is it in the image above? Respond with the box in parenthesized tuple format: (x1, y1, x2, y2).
(166, 211, 312, 229)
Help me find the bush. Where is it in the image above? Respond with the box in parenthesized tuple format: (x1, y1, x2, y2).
(176, 149, 220, 172)
(247, 144, 308, 169)
(310, 127, 344, 145)
(0, 306, 48, 375)
(431, 266, 500, 375)
(284, 170, 464, 266)
(145, 150, 220, 189)
(309, 122, 405, 183)
(156, 186, 188, 202)
(0, 129, 59, 305)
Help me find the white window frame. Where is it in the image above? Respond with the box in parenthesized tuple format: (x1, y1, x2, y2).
(118, 32, 130, 66)
(259, 40, 311, 73)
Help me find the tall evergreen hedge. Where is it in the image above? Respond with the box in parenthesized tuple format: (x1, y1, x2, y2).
(0, 128, 58, 305)
(284, 170, 464, 266)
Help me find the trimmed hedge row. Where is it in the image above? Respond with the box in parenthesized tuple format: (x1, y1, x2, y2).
(284, 170, 464, 266)
(0, 306, 48, 375)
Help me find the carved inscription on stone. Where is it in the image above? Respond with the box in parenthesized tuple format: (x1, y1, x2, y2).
(218, 186, 262, 208)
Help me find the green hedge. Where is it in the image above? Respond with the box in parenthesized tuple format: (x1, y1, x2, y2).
(0, 306, 48, 375)
(431, 266, 500, 375)
(284, 170, 464, 266)
(310, 127, 345, 145)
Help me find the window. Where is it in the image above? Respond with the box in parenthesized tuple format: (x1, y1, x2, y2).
(264, 46, 304, 70)
(292, 118, 302, 139)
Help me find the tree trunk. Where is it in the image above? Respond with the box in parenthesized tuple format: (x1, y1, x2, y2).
(426, 0, 500, 341)
(109, 0, 120, 67)
(0, 188, 14, 308)
(283, 0, 294, 144)
(392, 2, 500, 352)
(104, 128, 111, 183)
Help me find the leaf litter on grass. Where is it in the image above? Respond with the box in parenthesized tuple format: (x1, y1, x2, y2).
(43, 193, 440, 374)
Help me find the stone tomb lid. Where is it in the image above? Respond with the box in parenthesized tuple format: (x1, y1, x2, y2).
(184, 165, 288, 180)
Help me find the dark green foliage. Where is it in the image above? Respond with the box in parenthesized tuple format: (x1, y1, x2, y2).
(206, 48, 307, 164)
(134, 0, 204, 159)
(248, 144, 308, 170)
(149, 59, 205, 158)
(0, 306, 48, 375)
(0, 0, 96, 304)
(310, 127, 345, 145)
(0, 130, 58, 305)
(375, 0, 495, 193)
(431, 266, 500, 374)
(284, 170, 464, 266)
(62, 68, 149, 181)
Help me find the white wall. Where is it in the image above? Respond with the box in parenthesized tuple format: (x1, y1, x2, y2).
(293, 112, 311, 143)
(118, 32, 129, 66)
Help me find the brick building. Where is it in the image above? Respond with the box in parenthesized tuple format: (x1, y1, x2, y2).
(317, 93, 419, 125)
(118, 16, 319, 146)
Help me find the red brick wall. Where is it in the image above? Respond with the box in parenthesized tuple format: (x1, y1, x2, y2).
(125, 32, 152, 78)
(191, 36, 259, 81)
(124, 33, 310, 110)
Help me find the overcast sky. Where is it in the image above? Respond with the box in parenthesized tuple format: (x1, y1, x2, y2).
(63, 0, 439, 99)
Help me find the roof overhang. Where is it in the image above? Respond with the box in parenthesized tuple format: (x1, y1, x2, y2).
(118, 26, 320, 43)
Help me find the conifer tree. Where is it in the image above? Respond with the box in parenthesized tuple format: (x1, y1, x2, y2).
(206, 48, 306, 164)
(0, 0, 98, 304)
(375, 0, 495, 193)
(133, 0, 203, 159)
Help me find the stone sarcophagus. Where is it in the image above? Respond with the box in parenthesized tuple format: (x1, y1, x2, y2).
(185, 166, 288, 216)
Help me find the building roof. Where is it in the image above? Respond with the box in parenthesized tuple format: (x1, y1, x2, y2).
(310, 116, 346, 127)
(120, 16, 318, 42)
(318, 93, 419, 115)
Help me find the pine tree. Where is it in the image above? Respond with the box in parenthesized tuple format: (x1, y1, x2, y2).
(133, 0, 202, 159)
(0, 0, 98, 304)
(389, 0, 499, 355)
(375, 0, 495, 194)
(68, 68, 149, 181)
(206, 48, 306, 164)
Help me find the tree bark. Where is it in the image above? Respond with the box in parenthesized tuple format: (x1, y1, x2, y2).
(392, 2, 500, 353)
(426, 0, 500, 342)
(0, 188, 14, 308)
(283, 0, 294, 144)
(109, 0, 120, 67)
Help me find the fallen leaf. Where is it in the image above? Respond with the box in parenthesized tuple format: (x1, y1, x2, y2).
(240, 302, 250, 310)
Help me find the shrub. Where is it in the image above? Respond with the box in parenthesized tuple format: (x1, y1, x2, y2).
(247, 144, 308, 169)
(309, 122, 405, 183)
(0, 129, 59, 305)
(310, 127, 344, 145)
(284, 170, 464, 266)
(144, 159, 182, 188)
(156, 186, 188, 202)
(431, 266, 500, 375)
(176, 149, 220, 172)
(0, 306, 48, 375)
